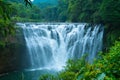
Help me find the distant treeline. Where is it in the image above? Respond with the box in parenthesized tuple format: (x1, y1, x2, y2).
(8, 0, 120, 25)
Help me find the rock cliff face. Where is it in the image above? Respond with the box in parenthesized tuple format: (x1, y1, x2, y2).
(0, 28, 30, 74)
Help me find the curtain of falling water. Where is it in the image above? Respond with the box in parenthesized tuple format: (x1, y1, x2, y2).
(17, 23, 104, 71)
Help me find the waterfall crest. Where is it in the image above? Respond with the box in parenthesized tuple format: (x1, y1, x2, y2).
(17, 23, 104, 71)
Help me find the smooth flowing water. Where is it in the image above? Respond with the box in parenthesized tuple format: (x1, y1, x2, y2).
(18, 23, 104, 71)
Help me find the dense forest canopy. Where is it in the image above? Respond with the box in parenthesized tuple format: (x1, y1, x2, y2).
(1, 0, 120, 24)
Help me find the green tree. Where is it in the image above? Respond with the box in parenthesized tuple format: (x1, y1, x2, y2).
(100, 0, 120, 26)
(100, 0, 120, 50)
(57, 0, 68, 22)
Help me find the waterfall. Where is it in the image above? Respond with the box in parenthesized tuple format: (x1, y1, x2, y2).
(17, 23, 104, 71)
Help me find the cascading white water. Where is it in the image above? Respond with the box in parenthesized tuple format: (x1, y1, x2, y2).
(17, 23, 104, 71)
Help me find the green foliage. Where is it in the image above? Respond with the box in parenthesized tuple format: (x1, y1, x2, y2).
(103, 26, 120, 51)
(0, 19, 15, 48)
(102, 41, 120, 78)
(59, 71, 75, 80)
(100, 0, 120, 50)
(100, 0, 120, 26)
(41, 6, 58, 22)
(66, 0, 102, 22)
(9, 2, 41, 22)
(0, 0, 11, 20)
